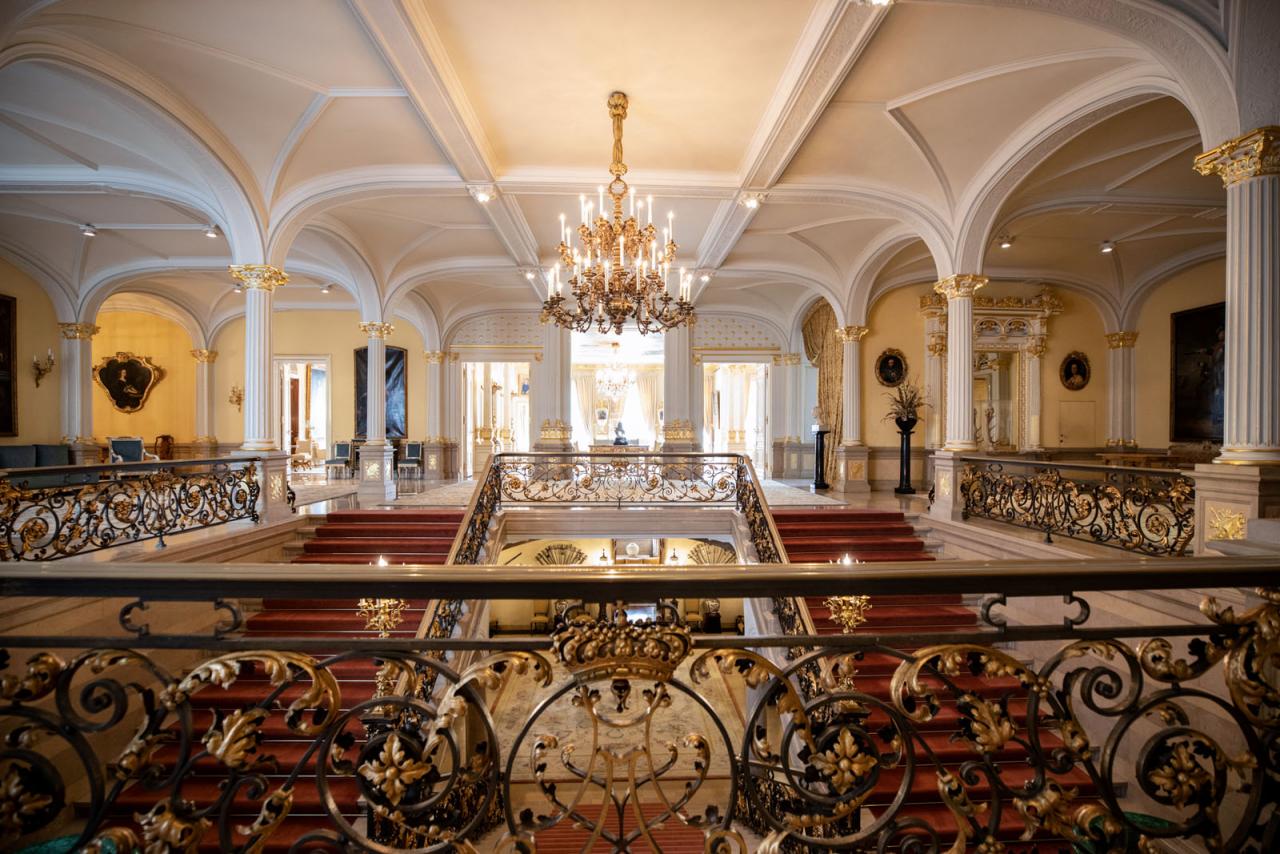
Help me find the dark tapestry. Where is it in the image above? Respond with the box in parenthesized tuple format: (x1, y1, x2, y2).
(0, 295, 13, 436)
(355, 345, 407, 439)
(1171, 301, 1225, 443)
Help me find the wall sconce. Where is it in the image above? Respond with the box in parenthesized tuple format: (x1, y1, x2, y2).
(32, 349, 54, 387)
(229, 384, 244, 412)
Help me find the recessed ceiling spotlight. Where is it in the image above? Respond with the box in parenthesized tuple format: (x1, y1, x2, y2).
(474, 190, 491, 203)
(1100, 240, 1115, 254)
(469, 185, 496, 204)
(738, 192, 764, 210)
(699, 274, 711, 283)
(998, 235, 1014, 249)
(80, 224, 96, 237)
(320, 284, 331, 294)
(233, 284, 242, 294)
(203, 226, 219, 239)
(524, 270, 536, 281)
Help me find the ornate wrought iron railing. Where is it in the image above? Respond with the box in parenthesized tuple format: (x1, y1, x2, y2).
(3, 556, 1275, 853)
(958, 456, 1196, 556)
(447, 452, 787, 565)
(0, 456, 261, 561)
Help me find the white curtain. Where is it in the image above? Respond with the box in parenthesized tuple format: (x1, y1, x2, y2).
(572, 371, 597, 450)
(635, 369, 661, 445)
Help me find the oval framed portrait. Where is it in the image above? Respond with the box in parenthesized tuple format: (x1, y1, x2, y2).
(875, 348, 908, 387)
(1059, 351, 1091, 391)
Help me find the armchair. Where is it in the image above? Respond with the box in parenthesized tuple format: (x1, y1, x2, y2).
(107, 437, 159, 464)
(324, 441, 353, 480)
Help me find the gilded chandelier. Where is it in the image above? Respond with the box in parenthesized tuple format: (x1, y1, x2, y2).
(539, 91, 695, 335)
(595, 342, 635, 400)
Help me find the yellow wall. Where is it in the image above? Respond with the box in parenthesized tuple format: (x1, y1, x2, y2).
(861, 280, 1110, 450)
(1134, 259, 1225, 449)
(0, 259, 62, 443)
(863, 283, 931, 448)
(94, 310, 196, 442)
(213, 310, 427, 449)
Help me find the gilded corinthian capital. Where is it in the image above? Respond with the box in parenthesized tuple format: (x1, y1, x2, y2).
(228, 264, 288, 291)
(190, 349, 218, 363)
(1194, 126, 1280, 187)
(934, 274, 988, 300)
(836, 325, 869, 343)
(1105, 331, 1139, 349)
(58, 322, 99, 340)
(359, 321, 395, 339)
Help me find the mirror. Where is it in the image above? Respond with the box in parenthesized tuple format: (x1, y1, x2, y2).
(973, 351, 1019, 451)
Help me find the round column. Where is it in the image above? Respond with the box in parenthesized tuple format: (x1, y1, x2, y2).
(837, 325, 869, 445)
(936, 274, 987, 451)
(230, 265, 287, 452)
(1195, 127, 1280, 463)
(359, 321, 394, 445)
(57, 322, 100, 462)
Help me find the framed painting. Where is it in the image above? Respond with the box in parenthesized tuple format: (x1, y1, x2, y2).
(875, 348, 907, 387)
(94, 352, 164, 413)
(355, 345, 408, 439)
(1171, 301, 1225, 442)
(0, 294, 13, 435)
(1059, 352, 1091, 391)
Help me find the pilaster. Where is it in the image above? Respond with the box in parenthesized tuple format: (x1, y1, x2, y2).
(920, 295, 947, 450)
(935, 274, 987, 451)
(662, 322, 696, 451)
(1024, 335, 1045, 451)
(191, 348, 218, 455)
(531, 324, 572, 451)
(230, 264, 287, 452)
(57, 322, 100, 463)
(1104, 331, 1138, 448)
(423, 351, 446, 479)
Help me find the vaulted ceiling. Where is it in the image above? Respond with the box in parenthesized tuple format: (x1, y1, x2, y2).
(0, 0, 1258, 346)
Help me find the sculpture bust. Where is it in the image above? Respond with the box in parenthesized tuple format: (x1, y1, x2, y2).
(613, 421, 628, 445)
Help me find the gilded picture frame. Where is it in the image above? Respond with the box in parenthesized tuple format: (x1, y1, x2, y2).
(1059, 351, 1091, 391)
(874, 348, 907, 387)
(94, 352, 164, 413)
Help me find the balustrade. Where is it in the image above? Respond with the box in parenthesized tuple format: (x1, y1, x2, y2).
(0, 558, 1275, 852)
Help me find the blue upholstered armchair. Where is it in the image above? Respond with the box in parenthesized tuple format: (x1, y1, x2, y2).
(325, 441, 352, 480)
(107, 437, 159, 464)
(397, 441, 423, 477)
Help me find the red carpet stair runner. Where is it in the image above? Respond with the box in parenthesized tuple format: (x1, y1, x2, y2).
(774, 507, 1088, 851)
(101, 511, 465, 851)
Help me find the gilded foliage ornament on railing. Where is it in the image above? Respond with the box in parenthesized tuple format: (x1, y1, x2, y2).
(0, 460, 259, 560)
(0, 585, 1278, 852)
(958, 459, 1195, 556)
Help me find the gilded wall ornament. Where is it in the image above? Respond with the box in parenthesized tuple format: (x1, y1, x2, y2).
(93, 352, 164, 413)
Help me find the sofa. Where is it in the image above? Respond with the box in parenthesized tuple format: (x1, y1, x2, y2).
(0, 444, 96, 488)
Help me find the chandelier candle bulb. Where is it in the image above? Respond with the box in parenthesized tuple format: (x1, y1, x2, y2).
(648, 195, 654, 226)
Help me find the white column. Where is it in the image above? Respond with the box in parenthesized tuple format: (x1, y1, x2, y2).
(442, 352, 462, 478)
(532, 324, 572, 450)
(1195, 128, 1280, 464)
(230, 265, 287, 452)
(191, 348, 218, 452)
(662, 323, 696, 451)
(57, 322, 99, 463)
(1104, 331, 1138, 448)
(357, 321, 395, 502)
(835, 325, 869, 492)
(422, 351, 445, 479)
(936, 274, 987, 451)
(1024, 336, 1045, 451)
(921, 298, 947, 449)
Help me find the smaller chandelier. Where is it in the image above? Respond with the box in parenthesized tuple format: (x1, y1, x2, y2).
(540, 92, 695, 336)
(595, 342, 636, 400)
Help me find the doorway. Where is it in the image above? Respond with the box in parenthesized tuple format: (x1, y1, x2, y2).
(274, 357, 329, 464)
(461, 361, 530, 476)
(570, 331, 664, 451)
(703, 362, 769, 474)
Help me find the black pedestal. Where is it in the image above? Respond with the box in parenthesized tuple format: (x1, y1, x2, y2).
(894, 416, 917, 495)
(813, 429, 831, 491)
